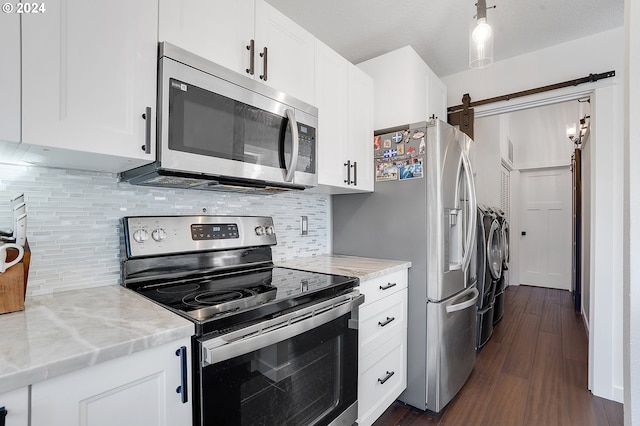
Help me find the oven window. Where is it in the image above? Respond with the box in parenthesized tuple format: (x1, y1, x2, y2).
(199, 314, 357, 426)
(168, 79, 315, 174)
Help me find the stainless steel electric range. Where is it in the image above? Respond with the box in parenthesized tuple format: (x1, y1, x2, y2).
(121, 215, 363, 426)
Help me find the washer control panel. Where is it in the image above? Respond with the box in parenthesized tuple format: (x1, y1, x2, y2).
(123, 216, 277, 258)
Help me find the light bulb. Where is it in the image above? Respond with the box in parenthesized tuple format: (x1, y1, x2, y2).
(472, 18, 492, 44)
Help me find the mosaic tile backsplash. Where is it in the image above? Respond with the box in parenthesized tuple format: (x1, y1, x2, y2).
(0, 164, 330, 296)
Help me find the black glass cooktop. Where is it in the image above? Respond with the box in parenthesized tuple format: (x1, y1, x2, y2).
(134, 266, 358, 336)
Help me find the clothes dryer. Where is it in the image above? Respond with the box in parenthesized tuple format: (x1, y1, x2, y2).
(493, 208, 509, 324)
(476, 205, 502, 349)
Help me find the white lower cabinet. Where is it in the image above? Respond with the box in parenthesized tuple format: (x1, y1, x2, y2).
(0, 386, 29, 426)
(31, 338, 192, 426)
(357, 269, 408, 426)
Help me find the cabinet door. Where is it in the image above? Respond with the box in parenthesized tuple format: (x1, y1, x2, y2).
(0, 11, 20, 143)
(427, 67, 447, 121)
(314, 40, 349, 189)
(0, 387, 29, 426)
(254, 0, 315, 105)
(31, 339, 192, 426)
(159, 0, 255, 77)
(21, 0, 157, 172)
(348, 64, 374, 192)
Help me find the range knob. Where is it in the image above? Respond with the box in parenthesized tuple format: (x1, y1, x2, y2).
(132, 229, 149, 243)
(152, 228, 167, 242)
(254, 226, 265, 236)
(265, 225, 275, 236)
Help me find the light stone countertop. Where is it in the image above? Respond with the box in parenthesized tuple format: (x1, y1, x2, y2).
(276, 254, 411, 281)
(0, 285, 194, 394)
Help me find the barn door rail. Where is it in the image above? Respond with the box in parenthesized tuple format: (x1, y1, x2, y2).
(447, 70, 615, 140)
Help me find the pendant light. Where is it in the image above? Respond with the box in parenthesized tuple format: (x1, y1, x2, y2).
(469, 0, 495, 69)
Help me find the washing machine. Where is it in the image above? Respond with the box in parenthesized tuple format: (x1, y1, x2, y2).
(476, 205, 502, 349)
(493, 208, 509, 324)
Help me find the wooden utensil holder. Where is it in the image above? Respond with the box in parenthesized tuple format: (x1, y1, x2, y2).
(0, 240, 30, 315)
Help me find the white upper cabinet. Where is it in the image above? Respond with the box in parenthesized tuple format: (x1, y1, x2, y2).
(426, 66, 448, 121)
(312, 40, 373, 193)
(254, 0, 315, 105)
(158, 0, 255, 77)
(159, 0, 315, 105)
(347, 65, 374, 192)
(314, 40, 349, 189)
(0, 12, 20, 144)
(20, 0, 158, 172)
(357, 46, 446, 130)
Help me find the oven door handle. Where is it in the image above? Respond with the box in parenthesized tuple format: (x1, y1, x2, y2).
(201, 292, 364, 365)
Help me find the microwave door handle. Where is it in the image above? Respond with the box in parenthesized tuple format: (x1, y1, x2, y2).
(284, 109, 299, 182)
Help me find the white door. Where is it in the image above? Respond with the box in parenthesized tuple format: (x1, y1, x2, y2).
(519, 168, 572, 289)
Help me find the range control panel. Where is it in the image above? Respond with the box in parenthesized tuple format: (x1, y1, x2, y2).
(123, 215, 277, 258)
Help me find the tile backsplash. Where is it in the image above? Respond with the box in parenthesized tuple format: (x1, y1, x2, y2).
(0, 164, 330, 296)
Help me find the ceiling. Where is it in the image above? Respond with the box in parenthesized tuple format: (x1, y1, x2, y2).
(265, 0, 624, 77)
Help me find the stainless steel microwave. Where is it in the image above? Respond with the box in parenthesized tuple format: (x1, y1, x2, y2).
(120, 42, 318, 193)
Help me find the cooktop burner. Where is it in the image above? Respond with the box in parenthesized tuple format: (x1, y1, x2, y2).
(134, 266, 356, 327)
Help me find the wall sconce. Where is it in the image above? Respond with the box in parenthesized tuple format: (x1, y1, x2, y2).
(566, 123, 577, 142)
(469, 0, 496, 69)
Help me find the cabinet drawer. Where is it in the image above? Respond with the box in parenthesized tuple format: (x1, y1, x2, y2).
(358, 269, 408, 307)
(358, 333, 407, 426)
(359, 288, 407, 357)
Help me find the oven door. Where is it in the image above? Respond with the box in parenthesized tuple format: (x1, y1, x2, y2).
(197, 292, 364, 426)
(158, 56, 318, 188)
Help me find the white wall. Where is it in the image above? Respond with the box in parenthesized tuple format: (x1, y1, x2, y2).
(442, 28, 623, 108)
(506, 101, 579, 170)
(442, 28, 624, 403)
(581, 131, 592, 327)
(624, 0, 640, 423)
(470, 115, 501, 207)
(0, 164, 331, 296)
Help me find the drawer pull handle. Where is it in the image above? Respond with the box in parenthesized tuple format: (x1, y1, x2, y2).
(379, 282, 397, 290)
(378, 316, 395, 327)
(378, 370, 395, 385)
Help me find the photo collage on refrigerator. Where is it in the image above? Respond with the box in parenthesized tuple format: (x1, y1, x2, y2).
(374, 129, 426, 182)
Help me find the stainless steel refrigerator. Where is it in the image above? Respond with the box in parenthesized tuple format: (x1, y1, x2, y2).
(332, 119, 478, 413)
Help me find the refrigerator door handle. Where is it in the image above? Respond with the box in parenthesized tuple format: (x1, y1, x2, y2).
(461, 150, 477, 273)
(445, 287, 479, 313)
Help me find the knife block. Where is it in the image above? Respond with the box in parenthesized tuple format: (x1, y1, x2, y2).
(0, 240, 30, 315)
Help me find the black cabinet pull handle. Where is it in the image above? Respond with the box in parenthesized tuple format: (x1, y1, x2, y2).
(0, 406, 7, 426)
(344, 160, 351, 184)
(378, 370, 395, 385)
(379, 282, 397, 290)
(141, 107, 151, 154)
(351, 161, 357, 185)
(259, 47, 268, 81)
(378, 316, 395, 327)
(246, 39, 255, 75)
(175, 346, 188, 404)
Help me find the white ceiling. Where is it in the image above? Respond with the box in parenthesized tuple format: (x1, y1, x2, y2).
(265, 0, 624, 77)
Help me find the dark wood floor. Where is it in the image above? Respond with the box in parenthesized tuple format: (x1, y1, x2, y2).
(373, 285, 624, 426)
